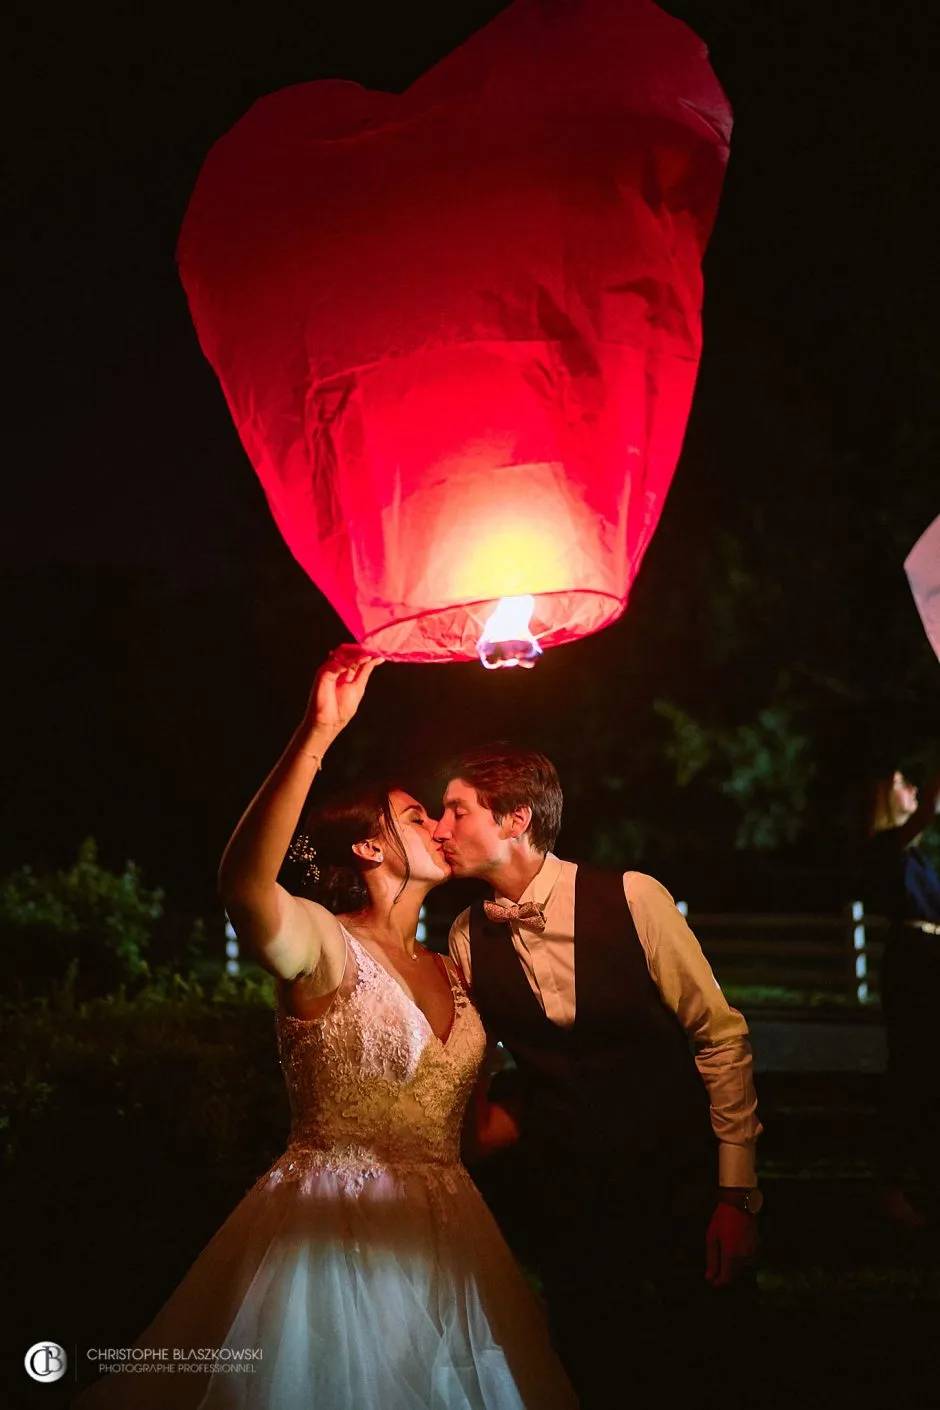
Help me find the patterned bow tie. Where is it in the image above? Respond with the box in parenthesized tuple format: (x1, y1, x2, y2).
(482, 900, 547, 933)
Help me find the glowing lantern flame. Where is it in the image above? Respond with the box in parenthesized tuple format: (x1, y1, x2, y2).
(477, 595, 543, 670)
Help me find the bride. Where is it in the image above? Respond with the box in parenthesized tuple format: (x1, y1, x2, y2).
(74, 646, 575, 1409)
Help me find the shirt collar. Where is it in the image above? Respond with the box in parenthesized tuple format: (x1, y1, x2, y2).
(494, 852, 564, 910)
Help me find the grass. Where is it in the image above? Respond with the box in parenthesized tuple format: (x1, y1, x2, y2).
(725, 983, 870, 1009)
(758, 1265, 940, 1304)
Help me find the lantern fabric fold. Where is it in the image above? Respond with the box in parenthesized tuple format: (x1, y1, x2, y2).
(179, 0, 731, 661)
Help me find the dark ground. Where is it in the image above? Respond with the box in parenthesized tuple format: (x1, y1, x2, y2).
(5, 1006, 938, 1409)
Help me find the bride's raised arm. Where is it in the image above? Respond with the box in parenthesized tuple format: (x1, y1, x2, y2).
(218, 645, 382, 981)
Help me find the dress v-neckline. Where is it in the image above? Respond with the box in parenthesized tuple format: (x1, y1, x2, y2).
(341, 927, 459, 1047)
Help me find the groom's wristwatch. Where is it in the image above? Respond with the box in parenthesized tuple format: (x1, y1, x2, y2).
(717, 1186, 763, 1215)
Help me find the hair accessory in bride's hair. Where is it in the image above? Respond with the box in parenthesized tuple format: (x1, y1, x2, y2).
(288, 833, 321, 884)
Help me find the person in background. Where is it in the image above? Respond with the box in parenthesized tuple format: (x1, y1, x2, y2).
(866, 767, 940, 1229)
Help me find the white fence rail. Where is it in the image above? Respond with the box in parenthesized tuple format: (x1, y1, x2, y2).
(228, 902, 892, 1007)
(677, 902, 888, 1005)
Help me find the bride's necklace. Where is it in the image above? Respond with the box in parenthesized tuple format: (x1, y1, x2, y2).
(348, 921, 423, 961)
(379, 941, 423, 963)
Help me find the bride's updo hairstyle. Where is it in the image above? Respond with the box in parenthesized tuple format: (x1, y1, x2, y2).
(293, 783, 411, 914)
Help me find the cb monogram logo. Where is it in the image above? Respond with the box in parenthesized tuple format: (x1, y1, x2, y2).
(25, 1341, 68, 1383)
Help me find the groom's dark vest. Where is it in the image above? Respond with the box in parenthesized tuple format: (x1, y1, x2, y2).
(469, 866, 714, 1179)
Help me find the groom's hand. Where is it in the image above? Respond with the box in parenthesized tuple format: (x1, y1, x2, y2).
(705, 1202, 759, 1286)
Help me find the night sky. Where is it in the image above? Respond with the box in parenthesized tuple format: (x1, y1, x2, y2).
(5, 1, 938, 920)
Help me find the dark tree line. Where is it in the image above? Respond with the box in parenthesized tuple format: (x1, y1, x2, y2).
(4, 0, 937, 924)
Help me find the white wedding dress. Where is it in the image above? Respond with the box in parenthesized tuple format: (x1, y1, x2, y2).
(74, 930, 576, 1409)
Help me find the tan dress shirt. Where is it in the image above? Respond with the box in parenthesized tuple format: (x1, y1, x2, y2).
(448, 853, 762, 1187)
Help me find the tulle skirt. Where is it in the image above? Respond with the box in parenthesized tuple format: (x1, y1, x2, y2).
(73, 1156, 577, 1410)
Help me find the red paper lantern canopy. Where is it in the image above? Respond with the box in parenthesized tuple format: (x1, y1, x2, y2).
(178, 0, 731, 663)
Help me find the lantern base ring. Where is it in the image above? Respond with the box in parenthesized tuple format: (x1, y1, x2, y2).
(478, 638, 543, 670)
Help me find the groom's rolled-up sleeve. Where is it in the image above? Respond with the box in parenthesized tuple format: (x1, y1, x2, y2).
(624, 872, 762, 1188)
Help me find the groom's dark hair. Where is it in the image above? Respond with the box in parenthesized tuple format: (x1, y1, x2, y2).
(445, 745, 563, 855)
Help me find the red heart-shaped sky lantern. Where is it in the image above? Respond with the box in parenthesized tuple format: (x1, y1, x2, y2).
(178, 0, 731, 666)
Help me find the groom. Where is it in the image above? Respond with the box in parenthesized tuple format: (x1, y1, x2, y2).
(435, 746, 762, 1405)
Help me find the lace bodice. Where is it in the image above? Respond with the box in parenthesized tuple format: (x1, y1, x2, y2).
(268, 931, 485, 1190)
